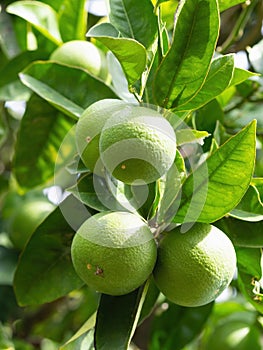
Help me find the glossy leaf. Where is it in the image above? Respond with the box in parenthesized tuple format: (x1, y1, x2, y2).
(149, 301, 214, 350)
(95, 283, 149, 350)
(14, 195, 87, 306)
(88, 24, 147, 87)
(58, 0, 87, 41)
(109, 0, 158, 48)
(174, 120, 256, 223)
(175, 54, 234, 111)
(153, 0, 220, 109)
(13, 94, 75, 189)
(19, 61, 118, 119)
(216, 217, 263, 247)
(236, 247, 263, 313)
(7, 1, 63, 45)
(0, 50, 49, 101)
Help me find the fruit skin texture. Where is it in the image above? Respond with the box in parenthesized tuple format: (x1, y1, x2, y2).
(153, 223, 236, 307)
(71, 211, 157, 296)
(75, 99, 127, 172)
(50, 40, 108, 80)
(9, 199, 55, 250)
(99, 106, 176, 185)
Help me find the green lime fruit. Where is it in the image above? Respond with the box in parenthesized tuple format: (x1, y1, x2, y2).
(71, 211, 157, 295)
(153, 223, 236, 307)
(99, 105, 176, 185)
(9, 199, 55, 250)
(75, 99, 127, 172)
(50, 40, 108, 80)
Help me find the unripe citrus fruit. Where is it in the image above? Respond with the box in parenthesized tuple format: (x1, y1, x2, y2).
(9, 199, 55, 250)
(153, 223, 236, 307)
(75, 99, 127, 172)
(71, 211, 157, 295)
(50, 40, 108, 80)
(99, 105, 176, 185)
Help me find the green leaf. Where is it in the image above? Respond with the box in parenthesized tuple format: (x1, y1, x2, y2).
(174, 120, 256, 223)
(109, 0, 158, 48)
(0, 247, 18, 285)
(216, 217, 263, 247)
(156, 151, 186, 225)
(175, 54, 234, 111)
(19, 61, 118, 119)
(61, 313, 96, 350)
(219, 0, 246, 12)
(138, 276, 160, 324)
(236, 247, 263, 313)
(68, 171, 143, 213)
(229, 67, 259, 87)
(58, 0, 87, 41)
(0, 50, 49, 101)
(13, 95, 75, 189)
(95, 282, 149, 350)
(7, 1, 63, 45)
(149, 301, 214, 350)
(88, 24, 147, 87)
(230, 184, 263, 221)
(176, 129, 210, 146)
(153, 0, 220, 109)
(14, 195, 87, 306)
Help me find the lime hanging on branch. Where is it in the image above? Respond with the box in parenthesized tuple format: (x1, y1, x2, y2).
(71, 211, 157, 295)
(153, 223, 237, 307)
(99, 105, 177, 185)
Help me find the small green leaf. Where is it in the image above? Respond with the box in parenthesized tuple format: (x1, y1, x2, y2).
(109, 0, 158, 48)
(149, 301, 214, 350)
(95, 282, 149, 350)
(176, 129, 210, 146)
(236, 247, 263, 313)
(175, 54, 235, 111)
(174, 120, 256, 223)
(61, 313, 96, 350)
(229, 67, 259, 87)
(58, 0, 87, 41)
(153, 0, 220, 108)
(19, 61, 118, 119)
(7, 1, 63, 45)
(218, 0, 246, 12)
(88, 24, 147, 87)
(216, 217, 263, 248)
(14, 195, 87, 306)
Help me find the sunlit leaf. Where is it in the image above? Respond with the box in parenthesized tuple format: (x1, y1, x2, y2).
(153, 0, 220, 108)
(109, 0, 158, 48)
(174, 120, 256, 223)
(7, 1, 63, 45)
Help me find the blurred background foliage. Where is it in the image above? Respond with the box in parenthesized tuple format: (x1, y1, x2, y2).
(0, 0, 263, 349)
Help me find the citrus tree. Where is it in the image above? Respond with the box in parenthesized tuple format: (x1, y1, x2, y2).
(0, 0, 263, 349)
